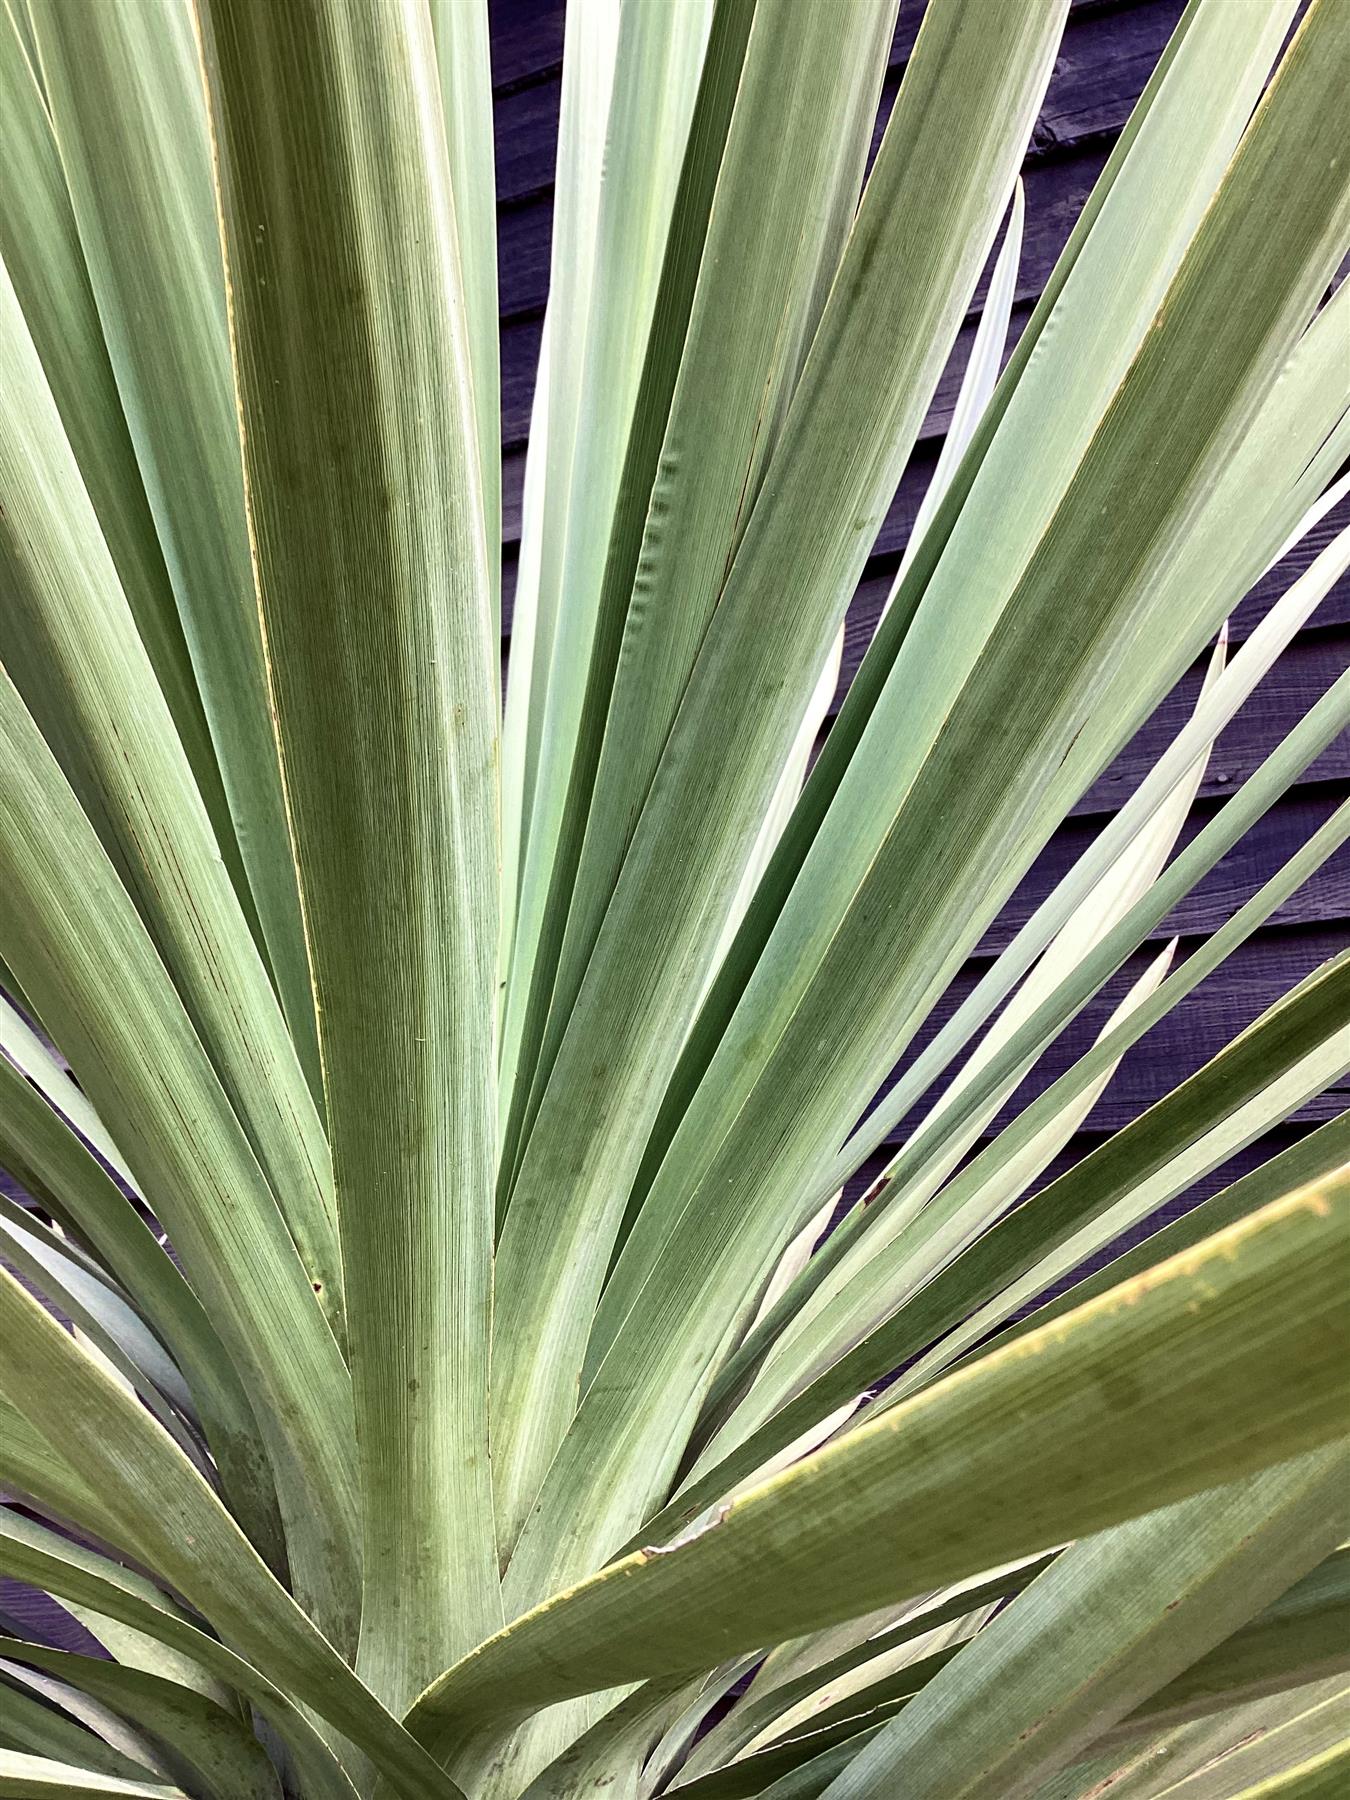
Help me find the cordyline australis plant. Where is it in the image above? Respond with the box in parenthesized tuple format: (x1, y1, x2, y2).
(0, 0, 1349, 1794)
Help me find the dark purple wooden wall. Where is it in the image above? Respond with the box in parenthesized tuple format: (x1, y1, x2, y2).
(489, 0, 1350, 1227)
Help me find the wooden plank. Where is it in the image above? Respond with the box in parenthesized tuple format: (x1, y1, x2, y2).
(865, 0, 1186, 172)
(1068, 641, 1350, 819)
(489, 0, 565, 95)
(494, 69, 560, 205)
(497, 198, 551, 323)
(0, 1576, 106, 1652)
(501, 311, 543, 445)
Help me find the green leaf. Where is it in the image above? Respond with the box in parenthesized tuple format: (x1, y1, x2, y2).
(0, 1201, 202, 1457)
(618, 693, 1350, 1552)
(0, 1513, 360, 1800)
(0, 1753, 184, 1799)
(497, 0, 622, 969)
(1126, 1686, 1350, 1799)
(427, 0, 499, 630)
(195, 0, 501, 1710)
(705, 165, 1023, 1036)
(668, 1548, 1350, 1798)
(694, 653, 1350, 1455)
(498, 0, 895, 1196)
(970, 1112, 1350, 1375)
(652, 288, 1350, 1390)
(0, 260, 343, 1346)
(580, 2, 1350, 1550)
(406, 1174, 1350, 1772)
(495, 0, 1071, 1611)
(682, 1556, 1058, 1782)
(0, 668, 360, 1647)
(514, 1674, 693, 1800)
(1235, 1739, 1350, 1798)
(5, 4, 1348, 1797)
(0, 1048, 284, 1572)
(497, 0, 716, 1162)
(2, 1657, 172, 1777)
(1125, 1552, 1350, 1742)
(0, 990, 132, 1187)
(653, 880, 1350, 1546)
(532, 11, 1350, 1629)
(617, 0, 1305, 1299)
(1016, 1559, 1350, 1798)
(0, 1676, 155, 1783)
(24, 0, 317, 1086)
(879, 995, 1350, 1415)
(493, 0, 908, 1553)
(0, 1638, 282, 1800)
(0, 9, 236, 894)
(810, 1449, 1350, 1799)
(496, 0, 754, 1070)
(0, 1272, 462, 1800)
(730, 937, 1177, 1445)
(0, 1393, 108, 1540)
(823, 620, 1227, 1251)
(724, 931, 1350, 1466)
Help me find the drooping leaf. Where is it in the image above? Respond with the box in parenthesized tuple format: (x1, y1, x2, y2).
(0, 1752, 185, 1799)
(809, 1448, 1350, 1799)
(0, 668, 360, 1647)
(0, 1513, 360, 1800)
(0, 1636, 283, 1800)
(407, 1175, 1350, 1772)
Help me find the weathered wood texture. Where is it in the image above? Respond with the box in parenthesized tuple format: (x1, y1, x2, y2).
(489, 0, 1348, 1246)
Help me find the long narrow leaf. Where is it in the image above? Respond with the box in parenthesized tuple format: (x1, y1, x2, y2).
(651, 874, 1350, 1545)
(0, 1269, 462, 1800)
(24, 0, 315, 1074)
(0, 10, 235, 888)
(0, 1753, 184, 1799)
(0, 669, 359, 1645)
(0, 1047, 283, 1572)
(196, 0, 502, 1710)
(497, 0, 1070, 1606)
(0, 1637, 282, 1800)
(0, 261, 342, 1340)
(0, 1513, 360, 1800)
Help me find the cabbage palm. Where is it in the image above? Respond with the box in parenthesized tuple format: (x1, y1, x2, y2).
(0, 0, 1348, 1794)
